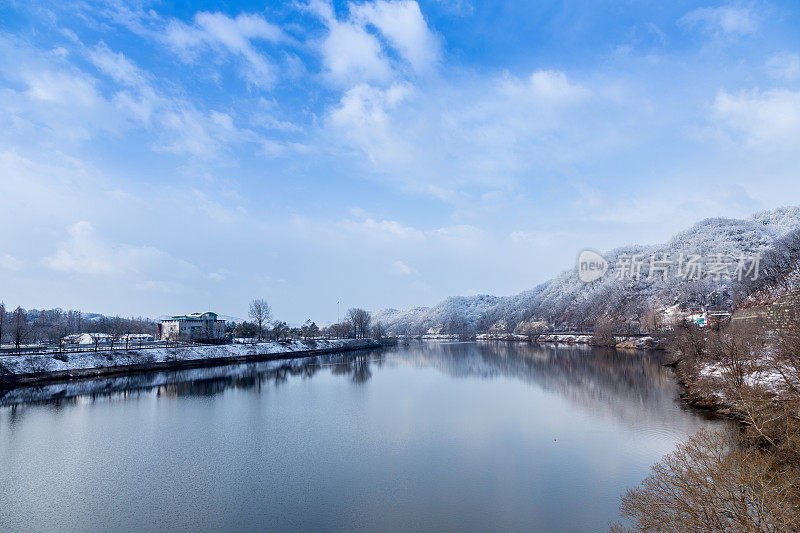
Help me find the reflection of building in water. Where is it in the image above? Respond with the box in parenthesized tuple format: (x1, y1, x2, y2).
(158, 312, 226, 341)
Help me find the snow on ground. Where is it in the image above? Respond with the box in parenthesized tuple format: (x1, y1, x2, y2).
(695, 358, 796, 401)
(0, 339, 379, 376)
(0, 353, 358, 406)
(537, 334, 593, 344)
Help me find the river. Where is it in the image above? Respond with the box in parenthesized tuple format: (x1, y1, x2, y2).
(0, 341, 723, 532)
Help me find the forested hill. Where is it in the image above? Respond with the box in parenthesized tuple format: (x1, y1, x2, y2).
(373, 206, 800, 335)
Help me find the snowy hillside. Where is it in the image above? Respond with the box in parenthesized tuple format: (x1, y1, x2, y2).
(373, 206, 800, 334)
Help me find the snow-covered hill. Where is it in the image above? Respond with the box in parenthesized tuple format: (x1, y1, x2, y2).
(373, 206, 800, 334)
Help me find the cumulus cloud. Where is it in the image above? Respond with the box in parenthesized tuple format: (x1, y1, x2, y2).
(325, 68, 598, 199)
(714, 88, 800, 149)
(310, 0, 438, 85)
(45, 221, 197, 280)
(308, 1, 392, 85)
(327, 82, 412, 166)
(351, 0, 441, 73)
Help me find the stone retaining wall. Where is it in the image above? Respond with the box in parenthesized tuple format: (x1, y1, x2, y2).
(731, 289, 800, 333)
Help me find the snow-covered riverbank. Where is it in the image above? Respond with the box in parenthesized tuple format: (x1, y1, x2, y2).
(0, 339, 381, 386)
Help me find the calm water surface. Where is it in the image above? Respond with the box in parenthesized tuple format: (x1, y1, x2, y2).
(0, 342, 723, 532)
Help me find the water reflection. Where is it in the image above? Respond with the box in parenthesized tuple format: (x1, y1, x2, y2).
(1, 342, 695, 431)
(0, 342, 721, 533)
(398, 342, 697, 428)
(0, 350, 387, 407)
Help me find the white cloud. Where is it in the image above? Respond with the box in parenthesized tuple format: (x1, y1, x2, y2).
(45, 221, 117, 276)
(310, 0, 438, 85)
(328, 82, 412, 164)
(164, 12, 285, 87)
(766, 53, 800, 81)
(680, 5, 758, 38)
(324, 68, 599, 199)
(0, 37, 122, 143)
(340, 216, 426, 241)
(351, 0, 440, 74)
(501, 69, 589, 104)
(0, 37, 267, 161)
(311, 3, 392, 85)
(207, 269, 229, 281)
(0, 254, 24, 271)
(45, 221, 197, 280)
(89, 41, 146, 86)
(714, 88, 800, 149)
(391, 260, 415, 276)
(22, 67, 99, 106)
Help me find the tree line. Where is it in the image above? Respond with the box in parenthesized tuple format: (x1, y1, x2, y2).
(234, 299, 384, 342)
(0, 303, 157, 353)
(0, 298, 387, 353)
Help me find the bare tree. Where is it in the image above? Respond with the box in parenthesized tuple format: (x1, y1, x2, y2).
(640, 307, 663, 333)
(371, 321, 386, 340)
(323, 321, 353, 339)
(11, 306, 30, 353)
(66, 310, 82, 335)
(613, 430, 799, 532)
(32, 311, 50, 344)
(0, 302, 6, 347)
(249, 299, 272, 341)
(347, 308, 371, 339)
(272, 320, 288, 341)
(52, 317, 70, 352)
(591, 317, 620, 347)
(92, 333, 102, 352)
(102, 316, 125, 351)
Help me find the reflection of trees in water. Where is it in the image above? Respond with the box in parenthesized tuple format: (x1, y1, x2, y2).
(406, 341, 671, 398)
(398, 341, 707, 430)
(330, 354, 373, 383)
(1, 343, 708, 436)
(1, 350, 386, 407)
(152, 353, 382, 398)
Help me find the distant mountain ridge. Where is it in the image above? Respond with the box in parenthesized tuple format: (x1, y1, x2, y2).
(373, 206, 800, 334)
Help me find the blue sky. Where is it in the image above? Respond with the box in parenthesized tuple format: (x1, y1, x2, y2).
(1, 0, 799, 322)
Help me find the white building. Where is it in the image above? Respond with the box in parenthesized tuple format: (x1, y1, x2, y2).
(64, 333, 112, 345)
(158, 312, 226, 341)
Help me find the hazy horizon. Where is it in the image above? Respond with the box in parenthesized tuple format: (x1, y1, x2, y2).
(2, 1, 799, 322)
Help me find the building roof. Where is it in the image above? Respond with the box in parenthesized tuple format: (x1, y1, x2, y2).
(166, 312, 221, 322)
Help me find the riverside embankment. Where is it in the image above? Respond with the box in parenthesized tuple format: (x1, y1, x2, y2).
(0, 339, 381, 387)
